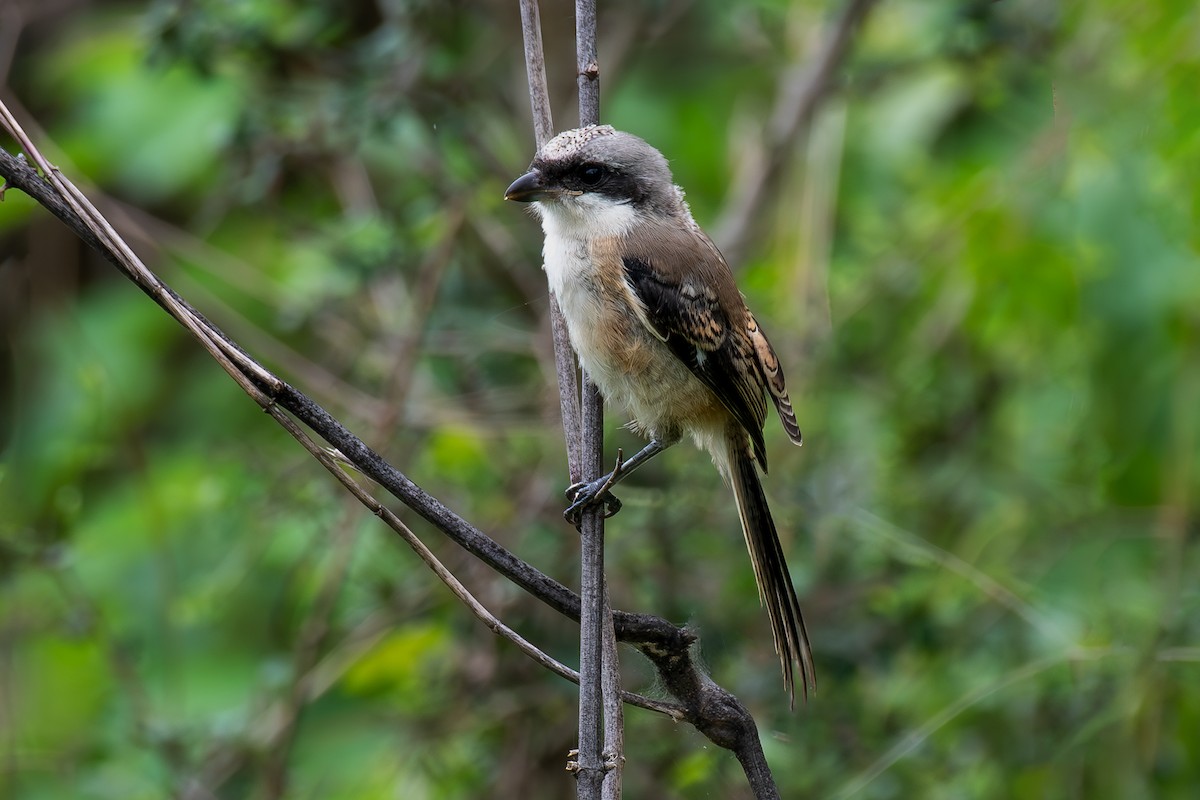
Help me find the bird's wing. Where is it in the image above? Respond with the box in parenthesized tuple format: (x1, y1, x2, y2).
(746, 310, 803, 448)
(621, 225, 774, 468)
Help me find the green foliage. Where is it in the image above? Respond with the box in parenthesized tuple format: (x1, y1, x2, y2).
(2, 0, 1199, 797)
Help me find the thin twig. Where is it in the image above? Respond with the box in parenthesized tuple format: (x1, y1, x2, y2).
(519, 0, 555, 149)
(569, 1, 622, 796)
(575, 0, 600, 127)
(517, 0, 585, 485)
(516, 1, 615, 795)
(576, 377, 608, 798)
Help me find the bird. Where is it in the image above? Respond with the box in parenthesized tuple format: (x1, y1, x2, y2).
(505, 124, 814, 703)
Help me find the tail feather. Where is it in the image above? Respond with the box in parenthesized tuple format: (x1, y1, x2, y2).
(770, 391, 804, 448)
(727, 433, 815, 705)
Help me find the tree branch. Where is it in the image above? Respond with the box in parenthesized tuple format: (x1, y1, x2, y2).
(572, 0, 613, 793)
(517, 0, 583, 481)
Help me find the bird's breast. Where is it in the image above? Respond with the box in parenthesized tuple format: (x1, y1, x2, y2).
(540, 226, 725, 442)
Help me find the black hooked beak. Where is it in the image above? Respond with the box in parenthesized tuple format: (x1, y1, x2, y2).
(504, 170, 551, 202)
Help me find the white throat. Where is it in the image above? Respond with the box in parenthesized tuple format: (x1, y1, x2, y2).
(534, 195, 637, 297)
(535, 194, 637, 239)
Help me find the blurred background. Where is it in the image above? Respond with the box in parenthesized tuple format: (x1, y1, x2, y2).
(2, 0, 1199, 797)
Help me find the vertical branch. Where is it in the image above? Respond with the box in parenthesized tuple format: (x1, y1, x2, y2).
(519, 0, 584, 481)
(573, 2, 621, 799)
(550, 305, 584, 482)
(599, 605, 625, 798)
(517, 1, 618, 797)
(519, 0, 555, 149)
(576, 0, 600, 126)
(576, 393, 607, 800)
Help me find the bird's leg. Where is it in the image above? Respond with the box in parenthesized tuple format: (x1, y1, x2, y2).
(564, 438, 674, 525)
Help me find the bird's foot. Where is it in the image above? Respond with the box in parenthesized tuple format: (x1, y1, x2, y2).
(564, 478, 622, 526)
(563, 450, 625, 526)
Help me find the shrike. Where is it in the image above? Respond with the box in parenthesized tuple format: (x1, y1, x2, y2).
(506, 125, 814, 702)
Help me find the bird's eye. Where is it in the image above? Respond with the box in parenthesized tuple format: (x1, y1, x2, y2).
(578, 165, 606, 186)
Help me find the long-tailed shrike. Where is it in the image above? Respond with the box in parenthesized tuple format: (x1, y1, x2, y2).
(505, 125, 814, 702)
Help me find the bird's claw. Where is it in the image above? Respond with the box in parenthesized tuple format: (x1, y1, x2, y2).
(563, 478, 622, 526)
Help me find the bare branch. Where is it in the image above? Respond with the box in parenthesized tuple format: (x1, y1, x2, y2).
(519, 0, 584, 486)
(575, 0, 600, 127)
(576, 379, 609, 798)
(519, 0, 555, 150)
(516, 1, 617, 796)
(568, 1, 622, 796)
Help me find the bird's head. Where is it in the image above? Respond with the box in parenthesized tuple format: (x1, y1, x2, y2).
(505, 126, 681, 227)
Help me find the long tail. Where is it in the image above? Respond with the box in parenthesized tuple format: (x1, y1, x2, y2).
(726, 431, 816, 705)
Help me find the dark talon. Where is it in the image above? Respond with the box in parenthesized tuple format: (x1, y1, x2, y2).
(563, 476, 622, 525)
(563, 493, 622, 526)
